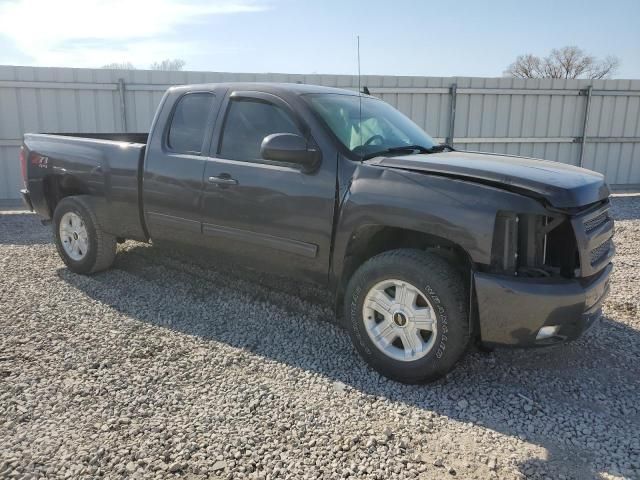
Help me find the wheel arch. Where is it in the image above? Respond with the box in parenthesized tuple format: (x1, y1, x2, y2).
(333, 225, 476, 321)
(42, 174, 89, 217)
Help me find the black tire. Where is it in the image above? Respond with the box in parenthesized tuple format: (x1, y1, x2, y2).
(344, 249, 469, 384)
(53, 196, 117, 274)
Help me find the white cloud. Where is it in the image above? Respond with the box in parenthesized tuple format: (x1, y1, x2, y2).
(0, 0, 268, 68)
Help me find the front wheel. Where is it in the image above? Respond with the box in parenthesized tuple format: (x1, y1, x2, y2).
(53, 196, 117, 274)
(344, 249, 469, 384)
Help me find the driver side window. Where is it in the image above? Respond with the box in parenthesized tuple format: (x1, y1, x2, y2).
(219, 98, 303, 161)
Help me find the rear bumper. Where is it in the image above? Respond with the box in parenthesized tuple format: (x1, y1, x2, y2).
(475, 263, 612, 347)
(19, 189, 33, 211)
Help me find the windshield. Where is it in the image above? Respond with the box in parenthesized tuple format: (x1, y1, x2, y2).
(306, 93, 435, 158)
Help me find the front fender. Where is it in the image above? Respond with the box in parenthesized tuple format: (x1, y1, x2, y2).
(330, 164, 548, 289)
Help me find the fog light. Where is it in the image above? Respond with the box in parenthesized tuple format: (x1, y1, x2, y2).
(536, 325, 560, 340)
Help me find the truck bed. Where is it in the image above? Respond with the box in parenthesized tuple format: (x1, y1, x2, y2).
(43, 132, 149, 144)
(22, 133, 148, 241)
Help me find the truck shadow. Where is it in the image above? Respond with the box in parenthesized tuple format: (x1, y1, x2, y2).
(58, 241, 640, 480)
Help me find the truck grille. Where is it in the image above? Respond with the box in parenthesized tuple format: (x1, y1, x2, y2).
(584, 210, 609, 233)
(590, 239, 612, 266)
(571, 201, 615, 277)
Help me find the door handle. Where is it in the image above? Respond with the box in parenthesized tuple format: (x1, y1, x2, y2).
(208, 174, 238, 186)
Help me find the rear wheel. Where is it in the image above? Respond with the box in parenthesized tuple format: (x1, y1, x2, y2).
(53, 196, 117, 274)
(344, 249, 469, 383)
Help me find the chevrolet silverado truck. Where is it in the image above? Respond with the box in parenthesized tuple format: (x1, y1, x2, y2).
(19, 83, 614, 383)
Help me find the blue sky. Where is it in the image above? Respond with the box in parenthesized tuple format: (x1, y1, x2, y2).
(1, 0, 638, 78)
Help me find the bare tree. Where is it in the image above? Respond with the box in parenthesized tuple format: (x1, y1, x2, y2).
(149, 59, 186, 71)
(505, 46, 620, 79)
(506, 54, 541, 79)
(102, 62, 136, 70)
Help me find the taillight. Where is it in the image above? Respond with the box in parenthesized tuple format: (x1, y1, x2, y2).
(19, 146, 27, 186)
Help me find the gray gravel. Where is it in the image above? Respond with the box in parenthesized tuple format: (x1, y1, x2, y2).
(1, 196, 639, 480)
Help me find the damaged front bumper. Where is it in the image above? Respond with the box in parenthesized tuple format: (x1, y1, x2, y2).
(474, 263, 612, 347)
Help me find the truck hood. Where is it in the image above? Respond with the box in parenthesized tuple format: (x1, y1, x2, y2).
(366, 151, 609, 208)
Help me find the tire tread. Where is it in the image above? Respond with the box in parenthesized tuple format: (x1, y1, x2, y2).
(54, 196, 117, 274)
(345, 248, 469, 383)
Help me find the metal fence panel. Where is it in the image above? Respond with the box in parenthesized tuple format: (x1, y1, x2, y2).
(1, 65, 639, 200)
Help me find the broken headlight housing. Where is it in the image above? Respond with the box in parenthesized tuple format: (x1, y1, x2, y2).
(490, 212, 578, 278)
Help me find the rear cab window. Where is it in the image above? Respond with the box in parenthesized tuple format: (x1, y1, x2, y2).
(168, 93, 215, 154)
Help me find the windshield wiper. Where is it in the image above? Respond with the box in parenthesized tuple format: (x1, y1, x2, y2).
(362, 143, 454, 160)
(424, 143, 455, 153)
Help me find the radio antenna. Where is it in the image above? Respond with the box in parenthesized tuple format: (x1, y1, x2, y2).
(357, 35, 361, 94)
(357, 35, 363, 154)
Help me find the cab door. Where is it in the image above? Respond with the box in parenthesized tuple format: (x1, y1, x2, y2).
(143, 90, 220, 243)
(199, 90, 336, 284)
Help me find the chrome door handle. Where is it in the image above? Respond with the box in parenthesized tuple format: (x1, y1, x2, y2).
(208, 175, 238, 186)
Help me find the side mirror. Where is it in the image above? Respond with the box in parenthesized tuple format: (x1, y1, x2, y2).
(260, 133, 320, 171)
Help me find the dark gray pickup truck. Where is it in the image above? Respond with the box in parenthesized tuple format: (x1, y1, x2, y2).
(19, 82, 614, 383)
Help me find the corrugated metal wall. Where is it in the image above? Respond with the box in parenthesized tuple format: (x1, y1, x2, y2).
(1, 65, 639, 200)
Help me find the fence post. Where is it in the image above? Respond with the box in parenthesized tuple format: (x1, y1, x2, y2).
(446, 83, 457, 145)
(578, 85, 592, 168)
(117, 78, 128, 133)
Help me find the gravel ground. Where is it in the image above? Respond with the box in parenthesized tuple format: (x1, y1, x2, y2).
(1, 196, 639, 480)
